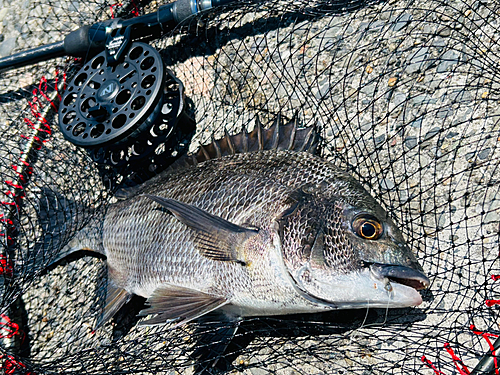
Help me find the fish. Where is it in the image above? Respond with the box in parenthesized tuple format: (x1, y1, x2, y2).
(59, 116, 430, 328)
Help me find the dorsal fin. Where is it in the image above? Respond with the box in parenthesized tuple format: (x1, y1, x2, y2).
(221, 128, 236, 155)
(115, 116, 320, 200)
(164, 116, 319, 174)
(195, 115, 317, 160)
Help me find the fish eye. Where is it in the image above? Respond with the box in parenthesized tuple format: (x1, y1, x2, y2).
(352, 215, 383, 240)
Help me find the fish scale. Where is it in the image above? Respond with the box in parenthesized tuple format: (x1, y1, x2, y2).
(58, 119, 429, 328)
(106, 153, 299, 298)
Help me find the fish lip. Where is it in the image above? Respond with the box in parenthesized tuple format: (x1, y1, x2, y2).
(368, 262, 430, 291)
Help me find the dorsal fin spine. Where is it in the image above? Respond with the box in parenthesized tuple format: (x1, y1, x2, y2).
(164, 115, 319, 174)
(212, 136, 222, 158)
(199, 145, 210, 161)
(257, 120, 264, 151)
(271, 118, 279, 149)
(225, 129, 235, 155)
(288, 117, 297, 150)
(298, 129, 310, 152)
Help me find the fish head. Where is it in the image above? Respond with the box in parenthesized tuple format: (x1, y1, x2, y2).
(278, 180, 430, 310)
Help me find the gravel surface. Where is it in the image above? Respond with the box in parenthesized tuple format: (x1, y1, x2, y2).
(0, 0, 498, 374)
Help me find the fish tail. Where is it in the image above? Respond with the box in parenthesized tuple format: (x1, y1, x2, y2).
(35, 187, 106, 274)
(59, 215, 106, 259)
(46, 213, 106, 271)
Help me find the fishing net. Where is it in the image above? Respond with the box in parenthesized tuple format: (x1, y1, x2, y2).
(0, 0, 498, 373)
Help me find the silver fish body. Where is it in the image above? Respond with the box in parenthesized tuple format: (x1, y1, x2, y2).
(67, 121, 429, 327)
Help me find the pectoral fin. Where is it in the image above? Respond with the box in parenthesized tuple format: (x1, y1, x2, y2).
(138, 285, 228, 327)
(143, 194, 258, 264)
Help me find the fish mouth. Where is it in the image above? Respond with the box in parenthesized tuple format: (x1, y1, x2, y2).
(368, 262, 430, 291)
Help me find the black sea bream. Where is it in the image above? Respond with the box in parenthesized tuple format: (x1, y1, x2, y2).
(64, 118, 429, 327)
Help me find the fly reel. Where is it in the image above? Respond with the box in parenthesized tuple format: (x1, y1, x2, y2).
(58, 42, 194, 170)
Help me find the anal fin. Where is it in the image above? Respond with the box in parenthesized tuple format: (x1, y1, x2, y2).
(138, 285, 228, 328)
(96, 281, 132, 329)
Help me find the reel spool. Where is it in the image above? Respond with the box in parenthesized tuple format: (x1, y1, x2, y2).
(58, 42, 194, 170)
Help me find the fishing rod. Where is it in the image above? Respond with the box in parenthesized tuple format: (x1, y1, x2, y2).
(0, 0, 235, 73)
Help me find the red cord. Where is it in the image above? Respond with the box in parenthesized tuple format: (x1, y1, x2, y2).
(470, 325, 499, 375)
(443, 343, 470, 375)
(421, 355, 446, 375)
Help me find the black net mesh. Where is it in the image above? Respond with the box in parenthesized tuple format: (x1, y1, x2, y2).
(0, 0, 498, 373)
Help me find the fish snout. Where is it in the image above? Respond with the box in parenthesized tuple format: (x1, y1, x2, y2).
(369, 263, 430, 291)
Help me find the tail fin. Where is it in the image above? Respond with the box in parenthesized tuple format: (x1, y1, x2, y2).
(35, 187, 106, 274)
(43, 213, 106, 273)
